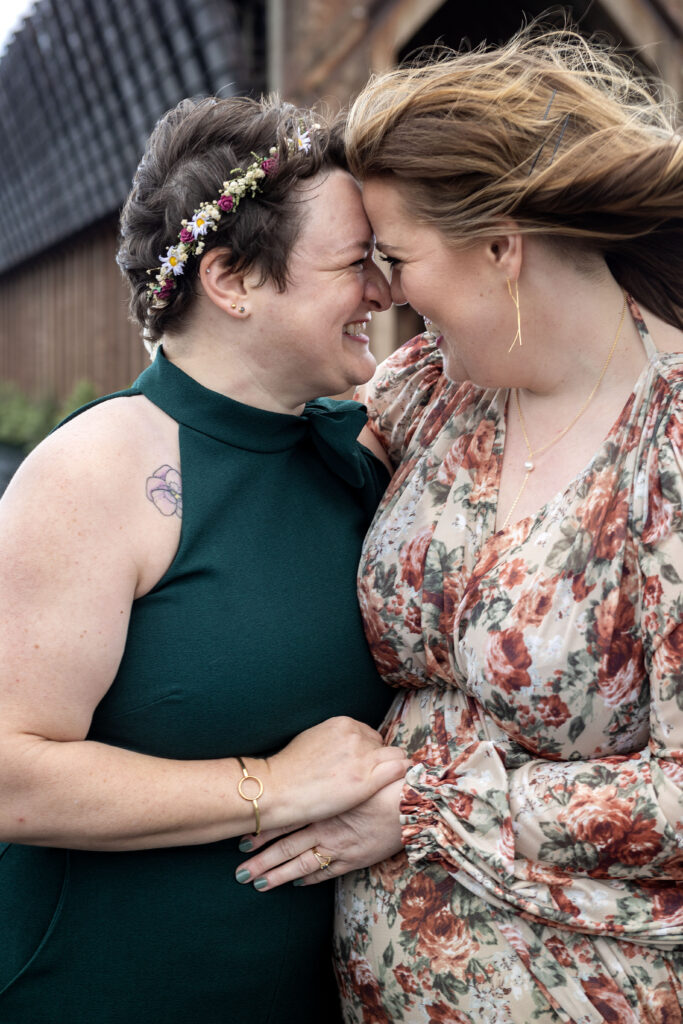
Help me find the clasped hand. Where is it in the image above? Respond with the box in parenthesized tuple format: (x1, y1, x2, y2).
(265, 716, 407, 828)
(235, 778, 405, 891)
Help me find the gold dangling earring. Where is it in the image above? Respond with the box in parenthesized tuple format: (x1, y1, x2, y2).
(507, 278, 522, 353)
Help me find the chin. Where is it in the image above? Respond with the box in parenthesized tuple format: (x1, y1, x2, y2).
(311, 352, 376, 401)
(317, 374, 367, 401)
(328, 385, 356, 400)
(347, 352, 377, 388)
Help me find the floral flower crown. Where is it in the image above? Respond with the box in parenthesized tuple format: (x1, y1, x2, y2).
(146, 127, 315, 310)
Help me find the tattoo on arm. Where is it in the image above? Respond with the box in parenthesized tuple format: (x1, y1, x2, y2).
(146, 465, 182, 519)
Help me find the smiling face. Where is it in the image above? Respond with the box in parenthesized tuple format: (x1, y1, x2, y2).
(362, 177, 508, 384)
(249, 170, 391, 403)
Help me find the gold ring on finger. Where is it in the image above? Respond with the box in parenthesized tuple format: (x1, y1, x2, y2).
(312, 847, 332, 871)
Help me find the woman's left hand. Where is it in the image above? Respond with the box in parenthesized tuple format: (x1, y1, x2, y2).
(235, 778, 404, 890)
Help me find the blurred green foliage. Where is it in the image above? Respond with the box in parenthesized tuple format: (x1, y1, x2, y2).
(0, 379, 99, 452)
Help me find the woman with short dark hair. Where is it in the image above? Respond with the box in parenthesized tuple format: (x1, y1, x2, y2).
(0, 95, 405, 1023)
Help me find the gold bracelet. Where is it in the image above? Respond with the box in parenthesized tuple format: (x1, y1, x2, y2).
(235, 756, 263, 836)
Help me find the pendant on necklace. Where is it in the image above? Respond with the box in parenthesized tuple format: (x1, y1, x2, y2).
(524, 459, 534, 472)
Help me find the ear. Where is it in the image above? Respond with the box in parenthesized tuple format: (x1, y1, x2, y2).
(198, 248, 250, 319)
(485, 226, 523, 283)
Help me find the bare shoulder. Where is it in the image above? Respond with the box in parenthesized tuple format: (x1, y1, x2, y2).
(4, 396, 175, 525)
(0, 393, 182, 598)
(49, 392, 175, 454)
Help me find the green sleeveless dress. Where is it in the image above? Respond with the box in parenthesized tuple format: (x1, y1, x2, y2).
(0, 351, 391, 1024)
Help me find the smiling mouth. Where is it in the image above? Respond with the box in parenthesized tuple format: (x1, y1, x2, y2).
(342, 320, 369, 337)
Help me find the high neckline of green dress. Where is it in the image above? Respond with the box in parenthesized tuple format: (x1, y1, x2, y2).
(134, 348, 372, 488)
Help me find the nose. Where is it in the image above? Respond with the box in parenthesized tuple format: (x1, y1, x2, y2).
(389, 271, 407, 307)
(363, 260, 391, 312)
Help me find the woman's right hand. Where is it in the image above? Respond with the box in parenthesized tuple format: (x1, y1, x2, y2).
(262, 717, 408, 829)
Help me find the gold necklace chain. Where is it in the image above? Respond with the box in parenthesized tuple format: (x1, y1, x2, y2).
(501, 291, 627, 530)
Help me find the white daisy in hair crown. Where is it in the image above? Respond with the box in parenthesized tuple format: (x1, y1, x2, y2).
(146, 121, 320, 311)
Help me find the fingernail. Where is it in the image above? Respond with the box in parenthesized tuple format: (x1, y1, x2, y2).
(238, 838, 253, 853)
(235, 868, 251, 884)
(253, 877, 268, 891)
(293, 878, 305, 887)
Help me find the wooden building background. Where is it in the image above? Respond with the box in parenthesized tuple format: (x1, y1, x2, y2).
(0, 0, 681, 401)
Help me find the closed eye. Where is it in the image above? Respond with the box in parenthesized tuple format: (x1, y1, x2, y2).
(378, 254, 401, 268)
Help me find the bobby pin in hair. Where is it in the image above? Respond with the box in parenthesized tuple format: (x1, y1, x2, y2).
(549, 112, 571, 165)
(528, 89, 570, 175)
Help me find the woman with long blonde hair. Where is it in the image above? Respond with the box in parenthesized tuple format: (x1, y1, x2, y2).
(237, 23, 683, 1023)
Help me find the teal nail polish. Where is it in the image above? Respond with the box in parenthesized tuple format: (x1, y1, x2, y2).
(235, 868, 251, 884)
(253, 877, 268, 891)
(293, 878, 304, 887)
(238, 838, 253, 853)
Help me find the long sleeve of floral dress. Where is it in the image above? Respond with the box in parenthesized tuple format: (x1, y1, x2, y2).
(356, 316, 683, 949)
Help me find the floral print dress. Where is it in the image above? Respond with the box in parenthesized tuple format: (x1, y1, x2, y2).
(334, 299, 683, 1024)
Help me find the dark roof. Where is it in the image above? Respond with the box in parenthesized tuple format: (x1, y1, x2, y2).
(0, 0, 264, 274)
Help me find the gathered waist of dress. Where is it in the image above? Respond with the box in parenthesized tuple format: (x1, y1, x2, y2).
(381, 684, 536, 773)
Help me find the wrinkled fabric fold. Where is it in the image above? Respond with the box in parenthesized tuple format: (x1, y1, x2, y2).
(401, 745, 683, 949)
(301, 399, 369, 489)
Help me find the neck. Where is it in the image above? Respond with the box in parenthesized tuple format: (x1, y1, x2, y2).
(511, 261, 640, 406)
(160, 331, 306, 416)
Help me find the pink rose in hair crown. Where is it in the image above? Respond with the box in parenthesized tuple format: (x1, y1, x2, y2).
(146, 465, 183, 518)
(146, 146, 304, 310)
(157, 278, 175, 301)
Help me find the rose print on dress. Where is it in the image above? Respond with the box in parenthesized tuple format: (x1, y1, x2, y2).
(335, 319, 683, 1022)
(484, 628, 532, 694)
(146, 465, 183, 518)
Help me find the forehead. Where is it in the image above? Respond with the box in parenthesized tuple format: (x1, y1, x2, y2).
(361, 178, 413, 234)
(295, 170, 371, 257)
(362, 177, 450, 254)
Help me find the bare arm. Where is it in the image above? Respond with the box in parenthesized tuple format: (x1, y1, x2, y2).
(0, 408, 406, 851)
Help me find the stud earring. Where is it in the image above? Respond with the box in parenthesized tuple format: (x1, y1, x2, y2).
(205, 268, 211, 274)
(230, 303, 237, 309)
(507, 279, 522, 353)
(238, 306, 246, 314)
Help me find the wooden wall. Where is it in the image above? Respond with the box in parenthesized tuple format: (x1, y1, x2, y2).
(0, 0, 680, 396)
(0, 219, 147, 400)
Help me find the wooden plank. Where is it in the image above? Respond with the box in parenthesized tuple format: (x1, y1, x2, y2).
(599, 0, 683, 95)
(370, 0, 447, 71)
(0, 220, 144, 403)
